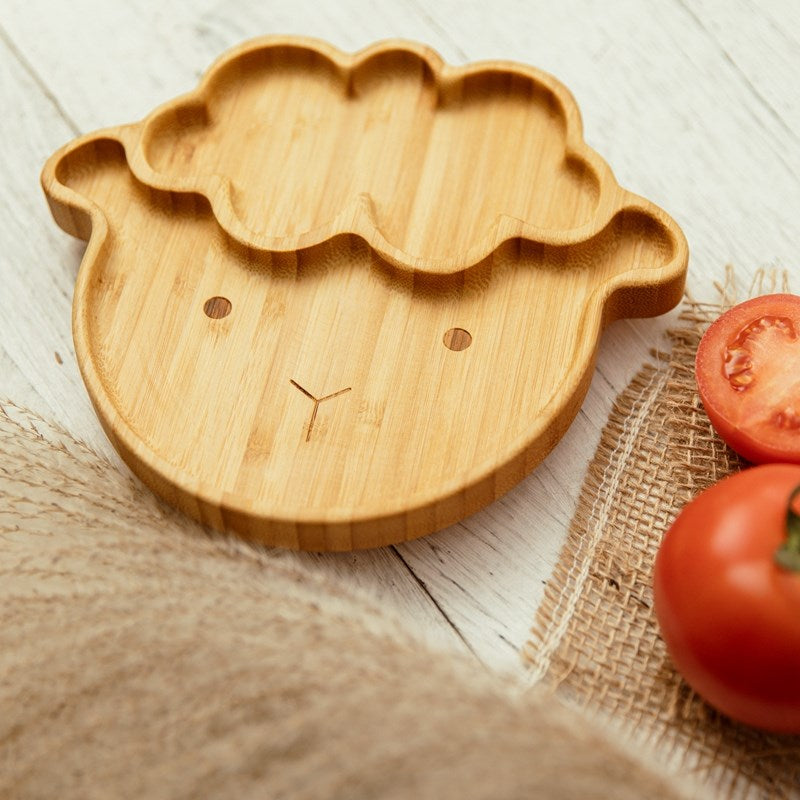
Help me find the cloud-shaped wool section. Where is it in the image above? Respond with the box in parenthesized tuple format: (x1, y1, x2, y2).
(131, 38, 615, 271)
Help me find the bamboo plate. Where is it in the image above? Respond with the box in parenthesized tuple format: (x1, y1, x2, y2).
(42, 37, 688, 551)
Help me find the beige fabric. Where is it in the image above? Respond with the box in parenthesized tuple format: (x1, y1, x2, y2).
(0, 400, 696, 799)
(525, 268, 800, 798)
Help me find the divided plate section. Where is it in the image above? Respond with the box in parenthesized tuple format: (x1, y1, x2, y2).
(128, 39, 617, 271)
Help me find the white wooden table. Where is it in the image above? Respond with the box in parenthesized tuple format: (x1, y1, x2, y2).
(3, 0, 799, 673)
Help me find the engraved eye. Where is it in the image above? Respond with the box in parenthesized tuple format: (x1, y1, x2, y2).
(443, 328, 472, 351)
(204, 296, 231, 319)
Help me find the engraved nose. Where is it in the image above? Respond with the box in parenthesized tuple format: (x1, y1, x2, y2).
(290, 379, 351, 441)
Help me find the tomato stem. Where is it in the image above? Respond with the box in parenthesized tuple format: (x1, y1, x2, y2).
(775, 484, 800, 572)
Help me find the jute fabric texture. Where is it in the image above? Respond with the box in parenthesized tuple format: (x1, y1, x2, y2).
(525, 269, 800, 798)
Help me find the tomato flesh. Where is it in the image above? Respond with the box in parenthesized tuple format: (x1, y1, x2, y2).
(696, 294, 800, 464)
(653, 465, 800, 733)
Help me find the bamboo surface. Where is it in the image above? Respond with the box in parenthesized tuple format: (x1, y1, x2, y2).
(41, 38, 687, 549)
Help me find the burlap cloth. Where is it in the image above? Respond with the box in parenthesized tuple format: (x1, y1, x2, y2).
(525, 267, 800, 798)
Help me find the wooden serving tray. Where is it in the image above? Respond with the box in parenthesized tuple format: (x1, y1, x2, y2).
(42, 37, 688, 551)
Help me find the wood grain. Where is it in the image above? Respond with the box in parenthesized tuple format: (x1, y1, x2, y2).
(4, 0, 800, 669)
(41, 38, 687, 550)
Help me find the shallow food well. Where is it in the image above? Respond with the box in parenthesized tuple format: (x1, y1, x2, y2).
(42, 37, 688, 550)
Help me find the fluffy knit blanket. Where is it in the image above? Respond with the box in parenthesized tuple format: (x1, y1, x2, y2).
(0, 400, 696, 799)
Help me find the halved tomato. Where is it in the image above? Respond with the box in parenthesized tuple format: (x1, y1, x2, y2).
(696, 294, 800, 464)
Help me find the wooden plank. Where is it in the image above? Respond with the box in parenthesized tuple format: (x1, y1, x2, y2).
(680, 0, 800, 134)
(0, 33, 114, 457)
(1, 0, 454, 132)
(4, 0, 800, 671)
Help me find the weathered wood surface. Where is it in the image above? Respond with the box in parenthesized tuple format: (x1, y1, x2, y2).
(2, 0, 799, 671)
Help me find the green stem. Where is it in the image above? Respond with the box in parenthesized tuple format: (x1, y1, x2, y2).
(774, 484, 800, 572)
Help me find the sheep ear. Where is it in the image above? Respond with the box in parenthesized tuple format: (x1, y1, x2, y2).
(141, 100, 210, 178)
(600, 204, 688, 324)
(42, 134, 130, 241)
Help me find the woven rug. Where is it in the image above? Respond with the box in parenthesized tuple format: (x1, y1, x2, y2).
(525, 267, 800, 799)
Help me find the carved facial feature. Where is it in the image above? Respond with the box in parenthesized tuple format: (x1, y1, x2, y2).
(443, 328, 472, 351)
(204, 296, 232, 319)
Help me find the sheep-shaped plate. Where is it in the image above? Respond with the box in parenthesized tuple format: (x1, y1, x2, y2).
(42, 37, 688, 551)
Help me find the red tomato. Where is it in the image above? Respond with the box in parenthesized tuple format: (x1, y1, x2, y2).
(654, 464, 800, 733)
(695, 293, 800, 464)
